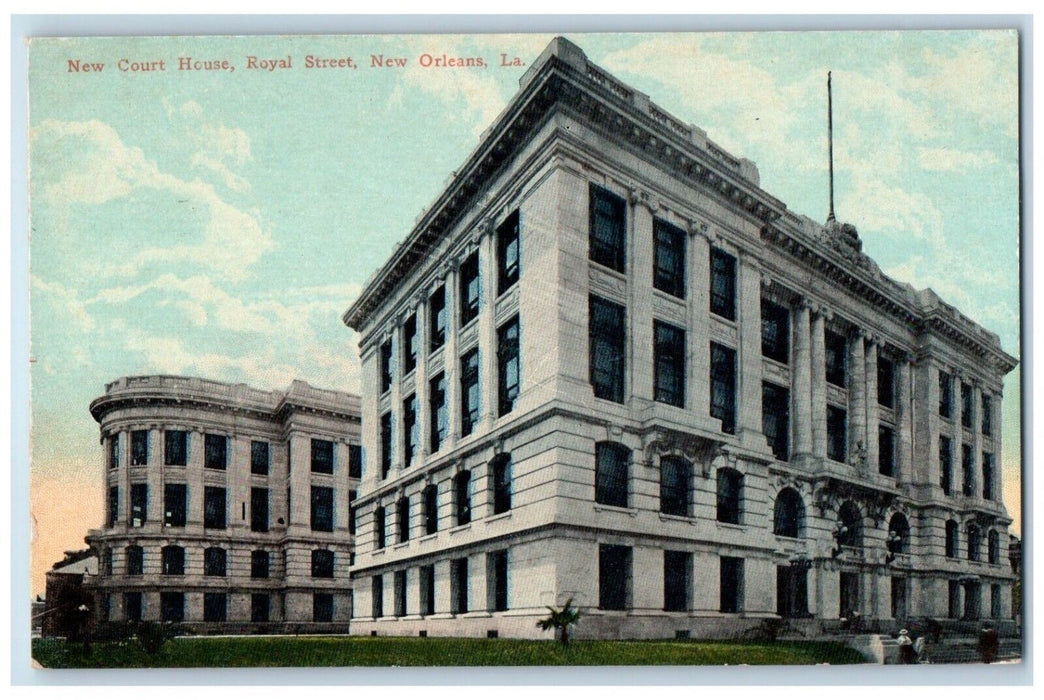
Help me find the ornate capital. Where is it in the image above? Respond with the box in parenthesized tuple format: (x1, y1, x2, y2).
(627, 187, 659, 213)
(641, 428, 723, 477)
(688, 219, 709, 239)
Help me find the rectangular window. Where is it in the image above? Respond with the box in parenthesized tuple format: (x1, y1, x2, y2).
(710, 343, 737, 434)
(761, 299, 790, 363)
(424, 484, 438, 535)
(939, 436, 953, 495)
(877, 357, 895, 408)
(497, 316, 520, 417)
(251, 550, 270, 579)
(878, 425, 895, 477)
(420, 564, 436, 616)
(374, 505, 386, 549)
(982, 452, 995, 500)
(313, 593, 334, 623)
(654, 320, 685, 407)
(204, 434, 227, 470)
(311, 485, 334, 532)
(589, 295, 626, 403)
(130, 430, 148, 466)
(961, 382, 973, 429)
(720, 556, 744, 613)
(589, 183, 626, 272)
(402, 313, 418, 376)
(162, 546, 185, 576)
(204, 547, 227, 577)
(827, 405, 847, 462)
(460, 349, 480, 438)
(164, 483, 186, 527)
(311, 549, 334, 578)
(108, 485, 118, 526)
(962, 444, 974, 497)
(251, 487, 269, 532)
(348, 489, 357, 535)
(311, 438, 334, 474)
(709, 248, 736, 321)
(203, 486, 226, 529)
(372, 575, 384, 618)
(451, 557, 469, 614)
(598, 544, 631, 611)
(595, 442, 629, 508)
(251, 593, 270, 623)
(991, 584, 1002, 619)
(125, 592, 143, 622)
(429, 372, 447, 453)
(165, 430, 187, 466)
(454, 471, 472, 526)
(459, 251, 480, 327)
(664, 550, 691, 612)
(251, 440, 269, 475)
(126, 546, 143, 576)
(403, 394, 418, 467)
(659, 456, 691, 517)
(825, 331, 847, 387)
(161, 592, 185, 623)
(380, 412, 393, 479)
(429, 286, 446, 352)
(653, 218, 686, 298)
(130, 483, 147, 527)
(982, 394, 992, 436)
(762, 382, 790, 461)
(108, 433, 120, 469)
(939, 370, 953, 418)
(497, 210, 520, 295)
(380, 339, 393, 394)
(397, 495, 410, 543)
(489, 550, 509, 612)
(203, 592, 227, 622)
(948, 580, 961, 618)
(492, 456, 512, 515)
(395, 570, 408, 617)
(348, 444, 362, 479)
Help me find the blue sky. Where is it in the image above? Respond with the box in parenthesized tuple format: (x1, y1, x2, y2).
(27, 31, 1020, 595)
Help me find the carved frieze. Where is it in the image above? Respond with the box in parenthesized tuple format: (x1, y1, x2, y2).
(588, 266, 628, 300)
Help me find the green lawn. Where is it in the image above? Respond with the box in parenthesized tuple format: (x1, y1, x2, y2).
(32, 636, 867, 668)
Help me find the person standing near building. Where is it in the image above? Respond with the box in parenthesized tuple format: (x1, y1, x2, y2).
(896, 628, 916, 664)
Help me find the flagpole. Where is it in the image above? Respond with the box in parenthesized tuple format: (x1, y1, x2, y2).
(827, 70, 836, 224)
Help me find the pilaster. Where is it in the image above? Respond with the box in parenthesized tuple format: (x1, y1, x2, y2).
(848, 331, 867, 466)
(478, 220, 498, 431)
(629, 189, 656, 407)
(811, 308, 828, 461)
(737, 254, 763, 445)
(688, 222, 711, 422)
(865, 338, 879, 474)
(896, 355, 913, 485)
(792, 300, 813, 462)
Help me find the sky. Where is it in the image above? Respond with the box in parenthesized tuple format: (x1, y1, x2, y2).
(26, 31, 1021, 598)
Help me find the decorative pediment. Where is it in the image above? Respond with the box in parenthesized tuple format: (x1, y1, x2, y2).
(812, 476, 898, 525)
(641, 428, 723, 477)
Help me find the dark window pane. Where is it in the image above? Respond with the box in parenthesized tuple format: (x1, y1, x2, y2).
(939, 371, 952, 418)
(589, 296, 626, 403)
(716, 468, 742, 524)
(962, 444, 974, 497)
(429, 286, 446, 352)
(981, 394, 992, 435)
(761, 299, 790, 363)
(825, 331, 847, 387)
(982, 452, 995, 500)
(492, 455, 512, 515)
(348, 444, 362, 479)
(459, 251, 481, 327)
(204, 434, 227, 470)
(773, 489, 804, 538)
(460, 349, 481, 437)
(653, 218, 685, 298)
(877, 357, 895, 408)
(659, 456, 691, 517)
(720, 557, 743, 613)
(599, 544, 630, 610)
(313, 593, 334, 622)
(595, 442, 629, 508)
(204, 592, 227, 622)
(251, 487, 269, 532)
(497, 210, 520, 295)
(251, 550, 270, 579)
(490, 550, 509, 612)
(961, 382, 973, 428)
(311, 549, 334, 578)
(204, 547, 227, 577)
(131, 430, 149, 466)
(108, 486, 119, 527)
(654, 321, 685, 407)
(380, 412, 393, 479)
(402, 313, 418, 375)
(589, 183, 626, 272)
(710, 343, 736, 434)
(395, 570, 408, 617)
(311, 439, 334, 474)
(251, 440, 269, 475)
(497, 317, 520, 417)
(451, 558, 469, 614)
(403, 395, 418, 467)
(374, 505, 386, 549)
(420, 565, 436, 616)
(397, 496, 410, 543)
(454, 471, 472, 526)
(125, 593, 142, 621)
(126, 546, 143, 576)
(664, 550, 690, 612)
(311, 485, 334, 532)
(762, 382, 790, 461)
(878, 425, 895, 477)
(165, 430, 187, 466)
(827, 405, 847, 462)
(251, 593, 270, 622)
(424, 484, 439, 535)
(161, 592, 184, 622)
(204, 486, 226, 529)
(108, 433, 120, 469)
(161, 546, 184, 576)
(939, 436, 953, 494)
(164, 483, 186, 527)
(380, 339, 393, 394)
(130, 483, 147, 527)
(372, 575, 384, 618)
(710, 248, 736, 320)
(946, 520, 959, 558)
(429, 373, 447, 453)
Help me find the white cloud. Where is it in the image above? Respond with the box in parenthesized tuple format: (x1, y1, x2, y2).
(30, 275, 95, 332)
(917, 147, 999, 172)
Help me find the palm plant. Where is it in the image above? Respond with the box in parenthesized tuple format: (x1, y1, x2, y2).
(536, 597, 581, 646)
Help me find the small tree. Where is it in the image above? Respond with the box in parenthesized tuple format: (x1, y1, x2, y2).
(537, 597, 581, 646)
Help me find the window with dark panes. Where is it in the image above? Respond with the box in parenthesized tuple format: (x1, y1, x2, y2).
(659, 456, 691, 517)
(877, 357, 895, 408)
(348, 489, 357, 535)
(589, 183, 626, 272)
(420, 564, 436, 615)
(372, 575, 384, 618)
(497, 210, 520, 295)
(251, 550, 270, 579)
(251, 487, 269, 532)
(968, 525, 981, 562)
(203, 592, 226, 622)
(204, 547, 227, 577)
(595, 442, 629, 508)
(459, 251, 480, 326)
(313, 593, 334, 622)
(312, 549, 334, 578)
(451, 557, 469, 614)
(380, 339, 393, 394)
(204, 486, 226, 529)
(488, 550, 509, 612)
(773, 488, 805, 538)
(348, 444, 362, 479)
(251, 440, 269, 475)
(988, 530, 1000, 564)
(125, 592, 142, 622)
(837, 502, 862, 548)
(498, 316, 520, 416)
(454, 470, 472, 526)
(827, 405, 847, 462)
(939, 436, 953, 494)
(460, 349, 480, 437)
(709, 247, 736, 320)
(948, 580, 961, 618)
(108, 433, 120, 469)
(825, 330, 847, 387)
(165, 430, 187, 466)
(945, 520, 959, 558)
(311, 485, 333, 532)
(961, 382, 973, 428)
(130, 483, 147, 526)
(311, 438, 334, 474)
(108, 485, 119, 526)
(380, 412, 392, 479)
(204, 433, 227, 470)
(423, 484, 438, 535)
(403, 313, 418, 375)
(161, 592, 184, 622)
(164, 483, 186, 527)
(991, 584, 1002, 619)
(429, 372, 447, 453)
(939, 371, 952, 418)
(491, 454, 512, 515)
(598, 544, 631, 611)
(126, 545, 143, 576)
(654, 321, 685, 408)
(962, 443, 974, 497)
(403, 394, 418, 466)
(374, 505, 386, 549)
(982, 452, 995, 500)
(103, 548, 113, 575)
(761, 299, 790, 363)
(710, 343, 736, 434)
(251, 593, 269, 622)
(589, 295, 626, 403)
(429, 286, 446, 352)
(397, 495, 410, 543)
(878, 425, 895, 477)
(720, 556, 743, 613)
(762, 382, 790, 461)
(888, 514, 909, 554)
(716, 468, 742, 524)
(663, 550, 691, 612)
(395, 569, 408, 617)
(981, 393, 992, 436)
(653, 218, 685, 298)
(131, 430, 148, 466)
(161, 545, 184, 575)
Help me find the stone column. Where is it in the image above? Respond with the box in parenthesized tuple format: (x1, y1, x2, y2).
(443, 265, 460, 450)
(864, 338, 879, 475)
(478, 221, 498, 431)
(896, 356, 913, 485)
(186, 428, 204, 528)
(119, 429, 131, 525)
(415, 296, 430, 461)
(972, 382, 984, 501)
(628, 190, 656, 406)
(848, 331, 867, 467)
(811, 308, 828, 462)
(792, 301, 813, 462)
(145, 428, 162, 524)
(737, 254, 763, 445)
(688, 222, 712, 424)
(990, 392, 1003, 502)
(389, 319, 404, 478)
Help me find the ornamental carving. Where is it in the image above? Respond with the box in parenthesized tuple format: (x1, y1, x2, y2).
(641, 428, 723, 477)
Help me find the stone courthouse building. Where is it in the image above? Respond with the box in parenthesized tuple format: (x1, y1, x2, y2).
(343, 37, 1018, 639)
(85, 375, 360, 632)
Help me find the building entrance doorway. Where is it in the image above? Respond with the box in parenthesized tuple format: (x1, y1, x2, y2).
(776, 564, 809, 617)
(963, 581, 981, 620)
(891, 577, 907, 621)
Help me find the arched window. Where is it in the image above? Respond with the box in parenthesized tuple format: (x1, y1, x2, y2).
(454, 470, 472, 525)
(836, 501, 862, 548)
(967, 524, 982, 562)
(773, 488, 805, 538)
(887, 513, 910, 554)
(945, 520, 959, 558)
(161, 545, 185, 575)
(716, 468, 742, 524)
(204, 547, 227, 577)
(491, 454, 512, 515)
(660, 456, 692, 517)
(988, 530, 1000, 564)
(595, 442, 630, 508)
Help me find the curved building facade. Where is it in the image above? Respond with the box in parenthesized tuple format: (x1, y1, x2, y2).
(85, 375, 360, 633)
